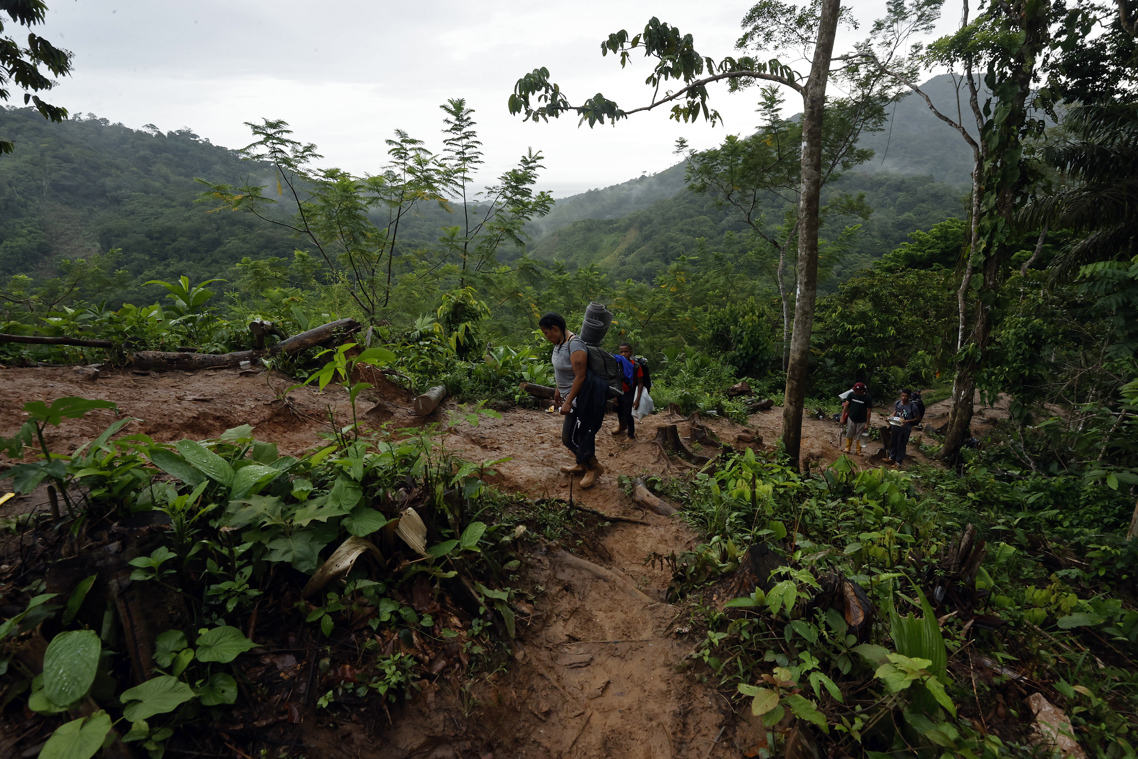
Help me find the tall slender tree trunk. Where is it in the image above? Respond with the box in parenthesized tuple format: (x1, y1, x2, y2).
(782, 0, 841, 471)
(939, 0, 1049, 462)
(777, 244, 790, 371)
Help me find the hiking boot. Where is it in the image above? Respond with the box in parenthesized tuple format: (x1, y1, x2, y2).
(560, 462, 587, 474)
(579, 457, 604, 489)
(611, 425, 627, 436)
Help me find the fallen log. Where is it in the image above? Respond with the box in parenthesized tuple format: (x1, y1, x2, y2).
(519, 381, 556, 399)
(131, 318, 360, 371)
(0, 333, 114, 348)
(745, 398, 775, 412)
(413, 385, 447, 416)
(631, 477, 676, 516)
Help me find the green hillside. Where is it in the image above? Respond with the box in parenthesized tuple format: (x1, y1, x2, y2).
(0, 73, 983, 298)
(527, 74, 982, 245)
(0, 107, 299, 293)
(531, 171, 966, 286)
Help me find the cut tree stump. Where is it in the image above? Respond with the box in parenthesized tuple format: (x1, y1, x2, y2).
(652, 424, 709, 466)
(249, 319, 287, 349)
(413, 385, 447, 416)
(519, 381, 555, 399)
(631, 477, 676, 516)
(726, 380, 753, 397)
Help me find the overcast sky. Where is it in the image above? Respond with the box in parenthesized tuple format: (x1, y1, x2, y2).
(33, 1, 958, 198)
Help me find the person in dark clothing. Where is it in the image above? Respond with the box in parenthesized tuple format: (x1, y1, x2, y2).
(611, 342, 644, 440)
(841, 382, 873, 455)
(886, 388, 921, 466)
(539, 312, 607, 488)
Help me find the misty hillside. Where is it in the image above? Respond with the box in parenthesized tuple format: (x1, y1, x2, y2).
(528, 74, 989, 242)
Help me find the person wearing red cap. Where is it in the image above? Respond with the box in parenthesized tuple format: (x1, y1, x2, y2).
(841, 382, 873, 455)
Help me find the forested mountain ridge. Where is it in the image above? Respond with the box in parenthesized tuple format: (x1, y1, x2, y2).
(0, 73, 983, 296)
(0, 107, 298, 289)
(526, 74, 985, 243)
(529, 171, 967, 287)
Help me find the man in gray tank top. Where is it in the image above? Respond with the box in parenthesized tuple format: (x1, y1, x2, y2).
(539, 312, 607, 488)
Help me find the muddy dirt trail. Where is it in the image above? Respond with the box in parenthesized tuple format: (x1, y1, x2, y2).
(0, 366, 1007, 757)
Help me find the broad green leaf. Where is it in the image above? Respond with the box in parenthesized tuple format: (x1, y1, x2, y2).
(251, 440, 279, 464)
(874, 663, 912, 692)
(460, 521, 487, 551)
(219, 424, 255, 442)
(1057, 612, 1105, 629)
(724, 596, 760, 608)
(922, 675, 957, 717)
(809, 671, 844, 703)
(327, 478, 363, 512)
(8, 462, 51, 494)
(308, 444, 338, 466)
(349, 382, 372, 406)
(25, 397, 116, 426)
(121, 675, 195, 721)
(197, 672, 237, 706)
(172, 648, 194, 677)
(223, 495, 283, 528)
(0, 593, 58, 639)
(267, 531, 323, 572)
(196, 626, 257, 664)
(292, 496, 349, 527)
(494, 599, 516, 638)
(788, 620, 818, 644)
(427, 540, 459, 559)
(28, 675, 69, 714)
(39, 711, 113, 759)
(230, 464, 280, 499)
(1106, 472, 1119, 490)
(148, 448, 207, 487)
(344, 506, 390, 537)
(355, 347, 396, 366)
(154, 630, 188, 669)
(748, 687, 780, 716)
(762, 703, 785, 728)
(886, 652, 933, 671)
(176, 440, 234, 486)
(62, 575, 97, 626)
(852, 643, 890, 666)
(476, 583, 510, 601)
(43, 630, 101, 706)
(767, 520, 787, 540)
(783, 694, 829, 733)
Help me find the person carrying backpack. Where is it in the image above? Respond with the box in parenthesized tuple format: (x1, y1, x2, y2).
(840, 382, 873, 456)
(539, 312, 608, 488)
(611, 342, 644, 440)
(886, 388, 921, 466)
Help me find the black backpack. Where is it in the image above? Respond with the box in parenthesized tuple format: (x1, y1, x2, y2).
(585, 345, 624, 398)
(635, 356, 652, 391)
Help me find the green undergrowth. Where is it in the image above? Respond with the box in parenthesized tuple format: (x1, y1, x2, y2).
(0, 364, 593, 757)
(649, 447, 1138, 757)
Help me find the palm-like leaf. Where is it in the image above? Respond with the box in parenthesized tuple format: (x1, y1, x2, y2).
(1020, 104, 1138, 272)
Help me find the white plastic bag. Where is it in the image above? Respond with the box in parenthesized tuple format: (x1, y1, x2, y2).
(632, 389, 654, 421)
